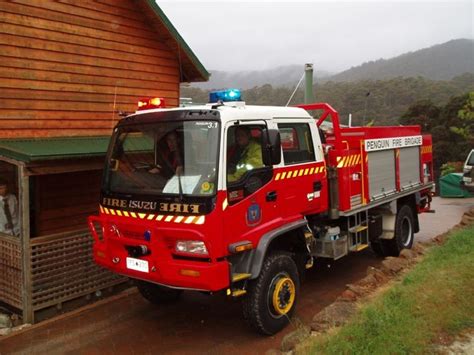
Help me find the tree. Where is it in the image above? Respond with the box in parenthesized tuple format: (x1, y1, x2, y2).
(452, 91, 474, 146)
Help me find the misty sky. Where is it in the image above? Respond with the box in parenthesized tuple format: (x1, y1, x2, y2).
(159, 0, 473, 73)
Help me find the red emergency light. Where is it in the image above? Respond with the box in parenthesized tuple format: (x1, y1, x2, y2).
(137, 97, 165, 111)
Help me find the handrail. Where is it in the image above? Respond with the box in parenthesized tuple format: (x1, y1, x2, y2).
(295, 102, 344, 150)
(87, 216, 103, 243)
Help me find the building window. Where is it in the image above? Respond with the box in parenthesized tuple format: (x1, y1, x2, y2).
(278, 123, 315, 165)
(0, 162, 19, 237)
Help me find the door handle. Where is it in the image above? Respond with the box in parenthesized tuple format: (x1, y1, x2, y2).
(266, 190, 277, 202)
(313, 181, 322, 191)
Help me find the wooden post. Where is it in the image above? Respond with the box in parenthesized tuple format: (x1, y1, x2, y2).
(19, 164, 33, 323)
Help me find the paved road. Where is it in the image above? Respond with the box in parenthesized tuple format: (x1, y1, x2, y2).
(1, 197, 472, 355)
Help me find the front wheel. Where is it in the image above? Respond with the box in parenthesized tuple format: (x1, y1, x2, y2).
(242, 252, 300, 335)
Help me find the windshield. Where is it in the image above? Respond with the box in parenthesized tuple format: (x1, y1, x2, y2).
(467, 150, 474, 166)
(104, 120, 219, 196)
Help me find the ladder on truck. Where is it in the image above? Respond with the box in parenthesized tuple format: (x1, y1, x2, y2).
(347, 210, 369, 252)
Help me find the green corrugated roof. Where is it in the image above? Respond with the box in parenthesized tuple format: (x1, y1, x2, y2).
(0, 136, 111, 163)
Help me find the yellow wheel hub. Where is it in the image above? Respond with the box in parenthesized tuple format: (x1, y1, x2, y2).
(272, 276, 295, 315)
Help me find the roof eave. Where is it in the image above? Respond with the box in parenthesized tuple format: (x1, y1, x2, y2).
(141, 0, 210, 83)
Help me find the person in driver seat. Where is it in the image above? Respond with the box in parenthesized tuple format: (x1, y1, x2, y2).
(227, 126, 263, 183)
(151, 131, 184, 178)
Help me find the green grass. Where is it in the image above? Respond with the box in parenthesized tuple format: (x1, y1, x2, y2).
(302, 224, 474, 355)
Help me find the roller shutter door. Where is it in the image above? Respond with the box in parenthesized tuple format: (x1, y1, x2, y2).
(368, 150, 396, 199)
(399, 146, 420, 189)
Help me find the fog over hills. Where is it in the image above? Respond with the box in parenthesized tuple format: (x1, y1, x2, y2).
(190, 39, 474, 89)
(191, 65, 333, 90)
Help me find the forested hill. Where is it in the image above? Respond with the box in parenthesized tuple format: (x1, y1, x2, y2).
(181, 73, 474, 126)
(328, 39, 474, 82)
(191, 39, 473, 89)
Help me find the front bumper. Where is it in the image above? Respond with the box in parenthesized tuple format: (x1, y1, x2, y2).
(88, 216, 230, 292)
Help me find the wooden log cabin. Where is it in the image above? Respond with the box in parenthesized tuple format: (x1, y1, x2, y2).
(0, 0, 209, 324)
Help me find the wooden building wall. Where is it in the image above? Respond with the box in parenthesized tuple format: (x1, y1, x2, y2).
(0, 0, 181, 138)
(32, 170, 102, 237)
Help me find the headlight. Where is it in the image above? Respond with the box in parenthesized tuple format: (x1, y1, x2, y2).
(175, 240, 208, 256)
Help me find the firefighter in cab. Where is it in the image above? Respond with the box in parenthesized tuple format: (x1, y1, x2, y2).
(227, 126, 263, 182)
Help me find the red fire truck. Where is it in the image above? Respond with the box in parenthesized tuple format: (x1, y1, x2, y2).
(88, 90, 434, 335)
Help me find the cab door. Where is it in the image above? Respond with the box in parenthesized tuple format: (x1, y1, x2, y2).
(223, 121, 281, 248)
(275, 119, 327, 217)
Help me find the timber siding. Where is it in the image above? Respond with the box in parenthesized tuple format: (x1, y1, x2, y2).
(0, 0, 190, 138)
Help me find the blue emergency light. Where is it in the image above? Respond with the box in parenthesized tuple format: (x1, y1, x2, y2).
(209, 89, 242, 103)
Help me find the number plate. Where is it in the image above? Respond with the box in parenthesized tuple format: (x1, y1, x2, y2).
(126, 257, 149, 273)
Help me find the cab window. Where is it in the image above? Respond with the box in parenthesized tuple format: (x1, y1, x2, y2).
(278, 123, 315, 165)
(226, 125, 272, 204)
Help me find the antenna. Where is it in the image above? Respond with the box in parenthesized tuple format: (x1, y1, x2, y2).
(286, 72, 305, 107)
(111, 85, 118, 128)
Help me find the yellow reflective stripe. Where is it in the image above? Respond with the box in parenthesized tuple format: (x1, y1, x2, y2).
(116, 210, 122, 217)
(156, 215, 164, 221)
(99, 205, 104, 213)
(165, 215, 173, 222)
(130, 212, 137, 218)
(281, 171, 287, 179)
(147, 214, 155, 220)
(309, 167, 314, 174)
(175, 216, 184, 223)
(103, 207, 110, 215)
(337, 157, 345, 168)
(298, 169, 304, 176)
(304, 168, 309, 175)
(350, 155, 356, 166)
(123, 211, 129, 217)
(110, 209, 116, 216)
(138, 213, 146, 219)
(195, 216, 205, 225)
(222, 198, 228, 211)
(275, 172, 281, 181)
(185, 216, 195, 224)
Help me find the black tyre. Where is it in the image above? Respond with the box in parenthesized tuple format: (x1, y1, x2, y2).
(242, 252, 300, 335)
(136, 280, 183, 304)
(370, 240, 388, 257)
(389, 204, 415, 254)
(371, 205, 415, 257)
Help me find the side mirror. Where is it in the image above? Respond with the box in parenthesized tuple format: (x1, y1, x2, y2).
(262, 129, 281, 166)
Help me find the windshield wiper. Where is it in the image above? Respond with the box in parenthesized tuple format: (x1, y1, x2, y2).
(177, 169, 184, 202)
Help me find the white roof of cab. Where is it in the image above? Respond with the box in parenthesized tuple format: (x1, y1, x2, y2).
(134, 102, 312, 124)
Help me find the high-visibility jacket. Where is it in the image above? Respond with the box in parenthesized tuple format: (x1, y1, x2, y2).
(227, 140, 263, 183)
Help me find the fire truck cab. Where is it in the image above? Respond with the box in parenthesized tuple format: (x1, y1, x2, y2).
(89, 90, 434, 335)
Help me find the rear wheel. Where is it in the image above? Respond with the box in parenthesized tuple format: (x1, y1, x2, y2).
(242, 252, 300, 335)
(387, 204, 415, 255)
(372, 204, 415, 257)
(136, 280, 183, 304)
(370, 240, 388, 257)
